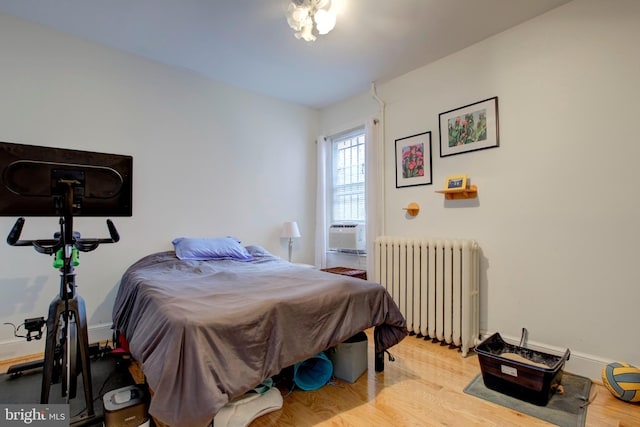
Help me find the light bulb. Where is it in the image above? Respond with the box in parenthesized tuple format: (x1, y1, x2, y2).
(298, 23, 316, 42)
(287, 3, 310, 31)
(292, 5, 310, 22)
(314, 9, 336, 35)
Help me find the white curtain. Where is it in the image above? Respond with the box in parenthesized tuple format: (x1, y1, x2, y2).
(314, 135, 329, 268)
(365, 119, 382, 279)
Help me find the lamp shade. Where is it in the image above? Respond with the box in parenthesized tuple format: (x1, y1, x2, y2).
(286, 0, 336, 42)
(281, 221, 301, 238)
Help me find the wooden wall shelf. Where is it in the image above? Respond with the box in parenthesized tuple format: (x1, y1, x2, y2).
(403, 202, 420, 217)
(435, 185, 478, 200)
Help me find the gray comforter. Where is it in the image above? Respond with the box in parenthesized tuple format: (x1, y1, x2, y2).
(112, 251, 407, 427)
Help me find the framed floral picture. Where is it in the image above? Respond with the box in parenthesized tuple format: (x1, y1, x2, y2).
(439, 96, 499, 157)
(395, 131, 432, 188)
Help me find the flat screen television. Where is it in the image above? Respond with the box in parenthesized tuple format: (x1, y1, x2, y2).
(0, 141, 132, 217)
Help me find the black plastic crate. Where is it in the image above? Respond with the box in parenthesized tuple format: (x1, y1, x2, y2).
(476, 332, 570, 406)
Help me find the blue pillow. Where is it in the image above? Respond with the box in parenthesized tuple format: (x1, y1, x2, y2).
(172, 237, 254, 261)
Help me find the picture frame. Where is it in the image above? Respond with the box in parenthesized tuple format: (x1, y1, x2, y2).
(395, 131, 432, 188)
(439, 96, 499, 157)
(445, 174, 468, 191)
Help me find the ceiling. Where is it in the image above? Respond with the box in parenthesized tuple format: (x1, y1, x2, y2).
(0, 0, 573, 109)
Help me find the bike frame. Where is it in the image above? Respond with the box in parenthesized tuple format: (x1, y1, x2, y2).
(6, 180, 119, 424)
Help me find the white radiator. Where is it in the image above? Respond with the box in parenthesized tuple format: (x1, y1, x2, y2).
(374, 237, 480, 356)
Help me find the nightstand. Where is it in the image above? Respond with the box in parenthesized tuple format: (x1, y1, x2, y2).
(321, 266, 367, 280)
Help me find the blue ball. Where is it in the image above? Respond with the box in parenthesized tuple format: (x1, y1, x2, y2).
(602, 362, 640, 403)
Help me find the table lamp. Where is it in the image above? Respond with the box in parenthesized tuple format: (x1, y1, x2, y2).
(281, 221, 301, 262)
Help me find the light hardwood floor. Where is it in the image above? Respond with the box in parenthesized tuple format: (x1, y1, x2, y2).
(250, 329, 639, 427)
(2, 331, 639, 426)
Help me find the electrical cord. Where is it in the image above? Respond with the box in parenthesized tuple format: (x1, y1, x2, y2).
(3, 319, 45, 341)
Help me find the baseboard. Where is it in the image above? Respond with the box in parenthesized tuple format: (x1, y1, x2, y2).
(479, 330, 609, 382)
(0, 323, 114, 363)
(2, 326, 609, 383)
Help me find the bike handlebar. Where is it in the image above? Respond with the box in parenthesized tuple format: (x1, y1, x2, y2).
(107, 219, 120, 243)
(7, 217, 25, 246)
(6, 217, 120, 255)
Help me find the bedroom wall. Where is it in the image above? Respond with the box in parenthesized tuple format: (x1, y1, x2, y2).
(320, 0, 640, 379)
(0, 14, 318, 359)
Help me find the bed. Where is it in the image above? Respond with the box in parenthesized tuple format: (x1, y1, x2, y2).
(112, 239, 407, 427)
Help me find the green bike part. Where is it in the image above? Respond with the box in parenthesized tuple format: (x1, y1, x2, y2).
(52, 248, 80, 269)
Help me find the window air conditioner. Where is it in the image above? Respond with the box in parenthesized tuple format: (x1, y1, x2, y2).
(328, 224, 366, 251)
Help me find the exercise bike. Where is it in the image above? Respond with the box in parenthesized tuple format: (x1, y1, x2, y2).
(6, 179, 120, 425)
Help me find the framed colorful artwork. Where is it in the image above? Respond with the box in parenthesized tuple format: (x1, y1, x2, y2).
(439, 96, 499, 157)
(395, 131, 432, 188)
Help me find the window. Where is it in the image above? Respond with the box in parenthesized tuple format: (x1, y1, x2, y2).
(330, 128, 365, 224)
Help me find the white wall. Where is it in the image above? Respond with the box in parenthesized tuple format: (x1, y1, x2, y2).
(0, 14, 318, 359)
(321, 0, 640, 379)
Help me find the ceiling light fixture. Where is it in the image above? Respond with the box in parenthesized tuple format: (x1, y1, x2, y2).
(286, 0, 336, 42)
